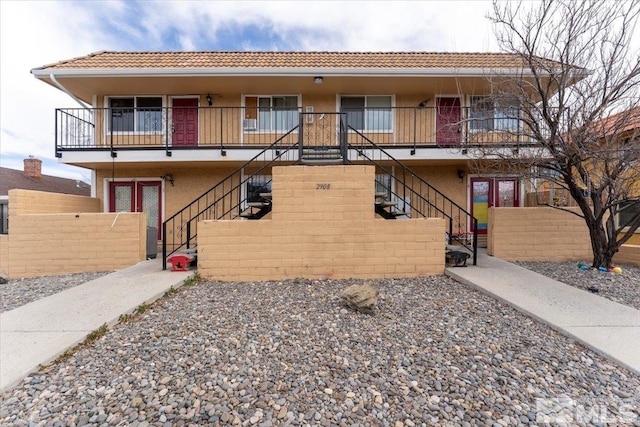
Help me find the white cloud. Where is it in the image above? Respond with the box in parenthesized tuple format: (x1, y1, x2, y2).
(6, 0, 635, 184)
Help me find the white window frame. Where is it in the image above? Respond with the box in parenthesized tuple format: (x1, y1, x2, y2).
(338, 95, 394, 133)
(468, 96, 521, 133)
(242, 95, 301, 134)
(105, 95, 165, 135)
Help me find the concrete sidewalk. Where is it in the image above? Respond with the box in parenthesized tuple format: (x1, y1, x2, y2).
(446, 252, 640, 375)
(0, 259, 193, 392)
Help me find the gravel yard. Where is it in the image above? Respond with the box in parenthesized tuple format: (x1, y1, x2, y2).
(0, 271, 112, 313)
(516, 261, 640, 312)
(1, 276, 639, 426)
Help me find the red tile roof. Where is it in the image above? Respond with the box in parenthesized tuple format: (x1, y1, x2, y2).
(34, 51, 550, 71)
(596, 106, 640, 137)
(0, 167, 91, 197)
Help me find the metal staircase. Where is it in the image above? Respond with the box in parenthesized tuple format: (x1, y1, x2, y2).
(162, 112, 478, 270)
(161, 128, 299, 269)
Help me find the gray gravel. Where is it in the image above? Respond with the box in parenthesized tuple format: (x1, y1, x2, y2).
(1, 276, 639, 426)
(516, 261, 640, 312)
(0, 271, 112, 313)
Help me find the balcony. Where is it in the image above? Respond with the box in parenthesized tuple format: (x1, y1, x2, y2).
(55, 106, 534, 158)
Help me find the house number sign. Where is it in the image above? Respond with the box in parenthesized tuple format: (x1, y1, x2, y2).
(316, 183, 331, 190)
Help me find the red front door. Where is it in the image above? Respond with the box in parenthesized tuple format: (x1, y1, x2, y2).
(109, 181, 162, 239)
(436, 97, 461, 146)
(172, 98, 198, 147)
(470, 177, 520, 235)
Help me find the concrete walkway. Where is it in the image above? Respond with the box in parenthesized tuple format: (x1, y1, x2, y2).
(0, 259, 193, 392)
(2, 254, 638, 394)
(446, 252, 640, 375)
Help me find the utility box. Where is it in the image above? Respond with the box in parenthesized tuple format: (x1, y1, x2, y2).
(146, 227, 158, 259)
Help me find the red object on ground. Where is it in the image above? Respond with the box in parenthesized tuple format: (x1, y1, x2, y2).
(167, 254, 195, 272)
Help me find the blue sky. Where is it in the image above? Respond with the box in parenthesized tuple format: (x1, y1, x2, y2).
(1, 0, 500, 182)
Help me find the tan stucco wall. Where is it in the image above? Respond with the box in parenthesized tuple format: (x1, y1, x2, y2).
(614, 245, 640, 267)
(3, 212, 146, 279)
(8, 189, 99, 216)
(409, 165, 468, 210)
(198, 165, 446, 281)
(487, 207, 592, 261)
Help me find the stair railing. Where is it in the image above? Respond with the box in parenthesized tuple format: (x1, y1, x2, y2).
(347, 128, 478, 265)
(162, 126, 299, 269)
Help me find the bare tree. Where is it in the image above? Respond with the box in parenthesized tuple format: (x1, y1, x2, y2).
(472, 0, 640, 268)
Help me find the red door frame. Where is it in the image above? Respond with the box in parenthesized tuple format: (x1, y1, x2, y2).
(470, 177, 520, 235)
(109, 181, 162, 239)
(172, 98, 199, 147)
(109, 182, 135, 212)
(436, 97, 461, 146)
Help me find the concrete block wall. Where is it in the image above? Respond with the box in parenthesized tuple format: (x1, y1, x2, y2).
(487, 207, 592, 261)
(9, 189, 99, 216)
(2, 212, 146, 278)
(0, 235, 8, 274)
(614, 245, 640, 267)
(198, 165, 446, 281)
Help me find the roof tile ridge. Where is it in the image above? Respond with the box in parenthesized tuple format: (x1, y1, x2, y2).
(32, 50, 111, 70)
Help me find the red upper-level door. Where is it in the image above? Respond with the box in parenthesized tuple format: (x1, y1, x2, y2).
(436, 97, 461, 146)
(172, 98, 199, 147)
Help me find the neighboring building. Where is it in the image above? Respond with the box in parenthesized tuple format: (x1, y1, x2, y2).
(594, 106, 640, 232)
(0, 158, 91, 234)
(30, 51, 557, 268)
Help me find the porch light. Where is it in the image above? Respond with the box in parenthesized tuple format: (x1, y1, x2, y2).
(206, 94, 212, 106)
(314, 76, 323, 84)
(161, 173, 174, 186)
(457, 169, 465, 182)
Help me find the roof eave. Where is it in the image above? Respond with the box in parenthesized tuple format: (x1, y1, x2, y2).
(31, 67, 537, 78)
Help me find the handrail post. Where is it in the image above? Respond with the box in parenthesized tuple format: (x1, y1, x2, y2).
(220, 107, 225, 155)
(55, 109, 61, 158)
(473, 218, 478, 265)
(413, 107, 417, 154)
(186, 221, 191, 250)
(340, 114, 347, 164)
(298, 112, 304, 160)
(165, 106, 172, 157)
(162, 222, 167, 270)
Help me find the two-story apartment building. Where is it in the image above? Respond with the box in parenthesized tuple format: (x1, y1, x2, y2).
(31, 51, 546, 270)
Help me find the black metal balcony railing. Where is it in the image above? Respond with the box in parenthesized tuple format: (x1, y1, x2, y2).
(54, 106, 531, 156)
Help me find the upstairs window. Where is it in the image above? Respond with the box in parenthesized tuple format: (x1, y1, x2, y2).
(109, 97, 163, 133)
(341, 96, 392, 132)
(470, 96, 520, 132)
(244, 96, 298, 132)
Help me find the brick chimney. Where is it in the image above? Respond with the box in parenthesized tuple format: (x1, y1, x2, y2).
(24, 157, 42, 181)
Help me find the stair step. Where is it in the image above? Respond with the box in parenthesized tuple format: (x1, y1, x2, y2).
(259, 192, 272, 199)
(376, 200, 397, 208)
(300, 158, 344, 165)
(300, 147, 343, 163)
(375, 192, 388, 198)
(247, 201, 270, 208)
(301, 147, 341, 155)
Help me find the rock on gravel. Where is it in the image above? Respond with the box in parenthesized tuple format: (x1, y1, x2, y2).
(1, 276, 639, 426)
(516, 261, 640, 311)
(0, 271, 112, 312)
